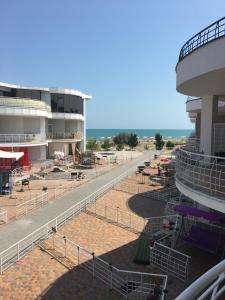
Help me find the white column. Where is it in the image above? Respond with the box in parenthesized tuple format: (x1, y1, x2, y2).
(39, 117, 46, 141)
(81, 99, 86, 152)
(200, 96, 217, 155)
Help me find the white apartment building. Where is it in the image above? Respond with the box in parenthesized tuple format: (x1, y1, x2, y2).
(175, 17, 225, 299)
(0, 81, 91, 168)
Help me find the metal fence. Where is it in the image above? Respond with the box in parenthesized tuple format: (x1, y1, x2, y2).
(114, 182, 179, 202)
(175, 148, 225, 200)
(0, 165, 137, 274)
(175, 259, 225, 300)
(40, 231, 168, 300)
(16, 192, 49, 219)
(86, 202, 146, 234)
(87, 202, 180, 242)
(0, 134, 42, 144)
(149, 242, 191, 282)
(178, 17, 225, 62)
(46, 131, 83, 140)
(0, 208, 7, 224)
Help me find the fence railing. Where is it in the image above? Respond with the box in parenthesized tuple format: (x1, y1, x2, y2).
(46, 131, 83, 140)
(178, 17, 225, 62)
(40, 231, 168, 300)
(185, 137, 200, 152)
(16, 192, 49, 219)
(0, 165, 137, 274)
(0, 97, 51, 112)
(150, 242, 191, 282)
(114, 182, 179, 202)
(87, 201, 179, 241)
(175, 148, 225, 200)
(86, 202, 147, 234)
(175, 259, 225, 300)
(0, 208, 7, 224)
(0, 133, 45, 144)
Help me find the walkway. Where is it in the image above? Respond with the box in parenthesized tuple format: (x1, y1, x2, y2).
(0, 151, 154, 253)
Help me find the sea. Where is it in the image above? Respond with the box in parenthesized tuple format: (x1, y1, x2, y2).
(86, 129, 193, 140)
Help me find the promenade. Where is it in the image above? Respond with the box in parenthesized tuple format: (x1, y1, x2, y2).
(0, 151, 154, 253)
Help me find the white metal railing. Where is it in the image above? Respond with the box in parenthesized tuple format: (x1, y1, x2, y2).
(114, 182, 178, 202)
(0, 133, 44, 144)
(40, 232, 168, 300)
(0, 165, 137, 274)
(0, 97, 51, 112)
(175, 259, 225, 300)
(0, 208, 7, 224)
(149, 242, 191, 282)
(87, 202, 179, 241)
(47, 131, 83, 140)
(185, 137, 200, 152)
(176, 148, 225, 200)
(16, 192, 49, 219)
(87, 202, 147, 233)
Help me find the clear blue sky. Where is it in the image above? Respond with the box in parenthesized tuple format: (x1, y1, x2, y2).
(0, 0, 224, 129)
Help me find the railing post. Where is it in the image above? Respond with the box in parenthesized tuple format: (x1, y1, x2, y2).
(109, 263, 113, 289)
(116, 207, 119, 223)
(0, 255, 2, 274)
(17, 244, 20, 261)
(92, 252, 95, 278)
(77, 246, 80, 265)
(63, 236, 67, 257)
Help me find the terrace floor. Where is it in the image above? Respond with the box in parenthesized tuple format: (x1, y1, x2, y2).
(0, 168, 220, 300)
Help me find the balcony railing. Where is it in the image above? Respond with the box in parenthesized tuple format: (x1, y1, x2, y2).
(175, 148, 225, 200)
(185, 137, 200, 152)
(178, 17, 225, 62)
(47, 131, 83, 140)
(176, 259, 225, 300)
(0, 97, 51, 112)
(0, 134, 44, 144)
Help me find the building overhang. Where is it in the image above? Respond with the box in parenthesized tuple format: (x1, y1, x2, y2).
(176, 177, 225, 213)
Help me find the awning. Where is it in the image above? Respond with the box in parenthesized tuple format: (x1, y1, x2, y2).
(0, 150, 24, 160)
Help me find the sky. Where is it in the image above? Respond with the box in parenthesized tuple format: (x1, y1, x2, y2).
(0, 0, 224, 129)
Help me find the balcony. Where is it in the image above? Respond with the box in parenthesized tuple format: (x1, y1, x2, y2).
(0, 134, 47, 146)
(0, 97, 50, 117)
(185, 137, 200, 152)
(47, 131, 83, 141)
(175, 148, 225, 212)
(176, 17, 225, 96)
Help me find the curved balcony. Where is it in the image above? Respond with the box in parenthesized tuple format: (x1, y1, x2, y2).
(176, 17, 225, 96)
(0, 97, 50, 117)
(0, 134, 47, 147)
(47, 131, 83, 142)
(175, 148, 225, 212)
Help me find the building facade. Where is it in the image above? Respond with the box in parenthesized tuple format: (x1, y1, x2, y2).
(0, 82, 91, 168)
(175, 17, 225, 299)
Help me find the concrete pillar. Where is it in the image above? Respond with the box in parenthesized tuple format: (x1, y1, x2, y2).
(81, 99, 86, 152)
(200, 96, 218, 155)
(195, 113, 201, 137)
(39, 117, 46, 141)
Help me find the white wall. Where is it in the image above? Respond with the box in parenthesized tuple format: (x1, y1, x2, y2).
(29, 145, 46, 161)
(176, 37, 225, 96)
(0, 116, 24, 134)
(48, 142, 69, 157)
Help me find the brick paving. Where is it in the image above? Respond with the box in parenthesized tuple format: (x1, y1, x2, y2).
(1, 152, 218, 300)
(0, 154, 139, 224)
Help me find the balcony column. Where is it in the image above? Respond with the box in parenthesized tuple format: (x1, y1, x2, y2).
(39, 117, 46, 142)
(200, 96, 218, 155)
(80, 99, 86, 152)
(195, 113, 201, 137)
